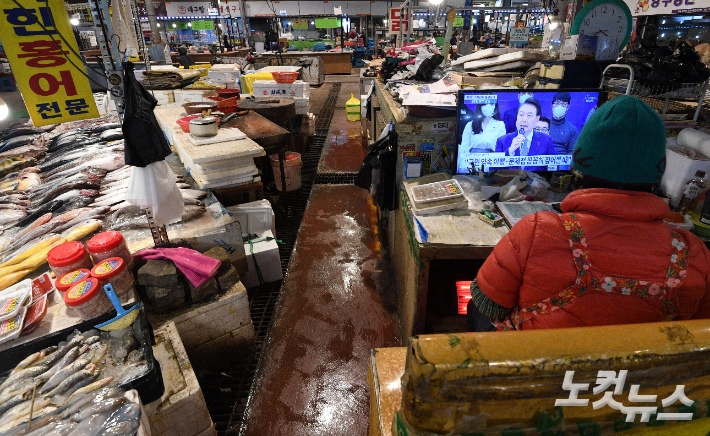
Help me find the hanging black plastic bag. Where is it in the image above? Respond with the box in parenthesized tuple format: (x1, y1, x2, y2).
(121, 61, 172, 167)
(122, 61, 183, 225)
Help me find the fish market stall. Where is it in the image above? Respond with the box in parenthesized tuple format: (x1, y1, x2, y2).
(152, 104, 265, 191)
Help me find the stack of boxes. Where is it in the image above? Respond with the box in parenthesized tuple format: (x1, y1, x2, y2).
(205, 64, 241, 90)
(251, 79, 310, 115)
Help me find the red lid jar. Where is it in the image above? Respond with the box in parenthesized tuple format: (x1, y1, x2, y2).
(91, 257, 135, 297)
(63, 278, 113, 320)
(47, 242, 93, 278)
(86, 232, 134, 271)
(55, 269, 92, 294)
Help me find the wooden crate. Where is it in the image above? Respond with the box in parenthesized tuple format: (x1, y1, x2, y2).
(148, 281, 255, 368)
(146, 321, 216, 436)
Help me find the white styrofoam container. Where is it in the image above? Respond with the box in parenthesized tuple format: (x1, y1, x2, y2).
(242, 230, 282, 288)
(294, 97, 309, 115)
(146, 321, 216, 436)
(227, 199, 276, 239)
(252, 80, 310, 98)
(661, 147, 710, 208)
(207, 70, 240, 82)
(147, 281, 255, 368)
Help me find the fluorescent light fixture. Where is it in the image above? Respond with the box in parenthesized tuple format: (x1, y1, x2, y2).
(70, 17, 79, 25)
(430, 0, 444, 5)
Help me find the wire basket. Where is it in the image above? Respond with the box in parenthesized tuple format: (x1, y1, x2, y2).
(601, 64, 709, 122)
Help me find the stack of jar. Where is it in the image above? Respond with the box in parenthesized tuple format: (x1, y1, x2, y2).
(48, 231, 135, 321)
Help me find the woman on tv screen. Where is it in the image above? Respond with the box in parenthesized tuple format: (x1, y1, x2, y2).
(460, 102, 506, 156)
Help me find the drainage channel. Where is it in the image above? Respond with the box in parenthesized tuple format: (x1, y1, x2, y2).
(195, 82, 342, 436)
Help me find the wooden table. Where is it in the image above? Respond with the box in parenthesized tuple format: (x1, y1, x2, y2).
(256, 51, 353, 74)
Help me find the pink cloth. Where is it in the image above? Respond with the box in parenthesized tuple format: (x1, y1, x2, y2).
(135, 247, 222, 288)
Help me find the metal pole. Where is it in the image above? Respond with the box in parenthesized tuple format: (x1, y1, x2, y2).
(442, 9, 455, 63)
(239, 0, 249, 47)
(145, 0, 161, 44)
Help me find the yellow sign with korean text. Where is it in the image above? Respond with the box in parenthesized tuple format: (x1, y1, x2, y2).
(1, 0, 99, 126)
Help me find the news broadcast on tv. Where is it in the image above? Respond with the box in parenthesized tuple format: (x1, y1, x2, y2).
(455, 90, 602, 174)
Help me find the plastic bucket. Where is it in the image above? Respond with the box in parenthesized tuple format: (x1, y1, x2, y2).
(270, 152, 302, 191)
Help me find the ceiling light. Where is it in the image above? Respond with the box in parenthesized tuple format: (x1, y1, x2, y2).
(70, 17, 79, 25)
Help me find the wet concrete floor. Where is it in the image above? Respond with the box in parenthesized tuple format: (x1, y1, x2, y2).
(241, 76, 400, 436)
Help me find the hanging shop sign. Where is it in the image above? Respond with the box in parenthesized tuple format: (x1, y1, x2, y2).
(219, 1, 241, 17)
(293, 19, 308, 30)
(0, 0, 98, 126)
(509, 21, 530, 43)
(191, 20, 213, 30)
(389, 7, 409, 33)
(165, 1, 211, 17)
(454, 17, 464, 27)
(624, 0, 708, 15)
(315, 17, 338, 28)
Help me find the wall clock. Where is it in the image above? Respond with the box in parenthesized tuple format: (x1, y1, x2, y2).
(570, 0, 633, 50)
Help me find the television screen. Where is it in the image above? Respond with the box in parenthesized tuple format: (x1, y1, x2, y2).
(455, 89, 604, 174)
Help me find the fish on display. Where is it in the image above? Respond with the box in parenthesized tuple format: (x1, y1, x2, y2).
(12, 200, 63, 229)
(0, 328, 145, 436)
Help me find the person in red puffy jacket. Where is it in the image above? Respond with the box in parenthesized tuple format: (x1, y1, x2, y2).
(467, 95, 710, 331)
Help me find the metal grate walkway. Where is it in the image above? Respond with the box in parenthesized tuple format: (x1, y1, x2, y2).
(196, 83, 344, 436)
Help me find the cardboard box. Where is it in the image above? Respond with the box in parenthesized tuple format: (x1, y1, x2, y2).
(559, 35, 597, 60)
(146, 321, 216, 436)
(252, 80, 310, 98)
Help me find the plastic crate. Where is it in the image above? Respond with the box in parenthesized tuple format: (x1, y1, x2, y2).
(0, 303, 165, 404)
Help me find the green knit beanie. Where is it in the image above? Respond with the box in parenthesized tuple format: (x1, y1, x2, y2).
(571, 95, 666, 185)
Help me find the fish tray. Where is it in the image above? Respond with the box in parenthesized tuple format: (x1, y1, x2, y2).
(0, 303, 165, 405)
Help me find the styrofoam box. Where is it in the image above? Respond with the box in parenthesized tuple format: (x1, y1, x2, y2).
(207, 70, 240, 82)
(252, 80, 310, 99)
(294, 97, 309, 115)
(146, 321, 216, 436)
(242, 230, 283, 288)
(147, 281, 255, 368)
(227, 199, 276, 239)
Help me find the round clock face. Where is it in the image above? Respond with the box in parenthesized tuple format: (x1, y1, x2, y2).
(571, 0, 632, 49)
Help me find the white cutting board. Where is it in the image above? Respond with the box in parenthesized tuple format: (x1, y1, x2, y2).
(188, 127, 247, 145)
(464, 51, 546, 70)
(452, 48, 514, 66)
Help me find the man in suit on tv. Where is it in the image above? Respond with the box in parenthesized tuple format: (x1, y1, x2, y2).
(495, 98, 555, 171)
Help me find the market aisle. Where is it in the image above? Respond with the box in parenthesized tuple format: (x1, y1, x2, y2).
(318, 79, 367, 174)
(241, 76, 400, 436)
(242, 185, 400, 436)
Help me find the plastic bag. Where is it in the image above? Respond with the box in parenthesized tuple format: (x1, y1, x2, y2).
(125, 161, 184, 226)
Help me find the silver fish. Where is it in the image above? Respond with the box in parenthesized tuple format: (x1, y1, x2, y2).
(32, 336, 82, 368)
(40, 359, 89, 394)
(70, 397, 126, 423)
(0, 366, 47, 392)
(97, 420, 139, 436)
(43, 366, 96, 398)
(36, 346, 81, 383)
(9, 352, 43, 376)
